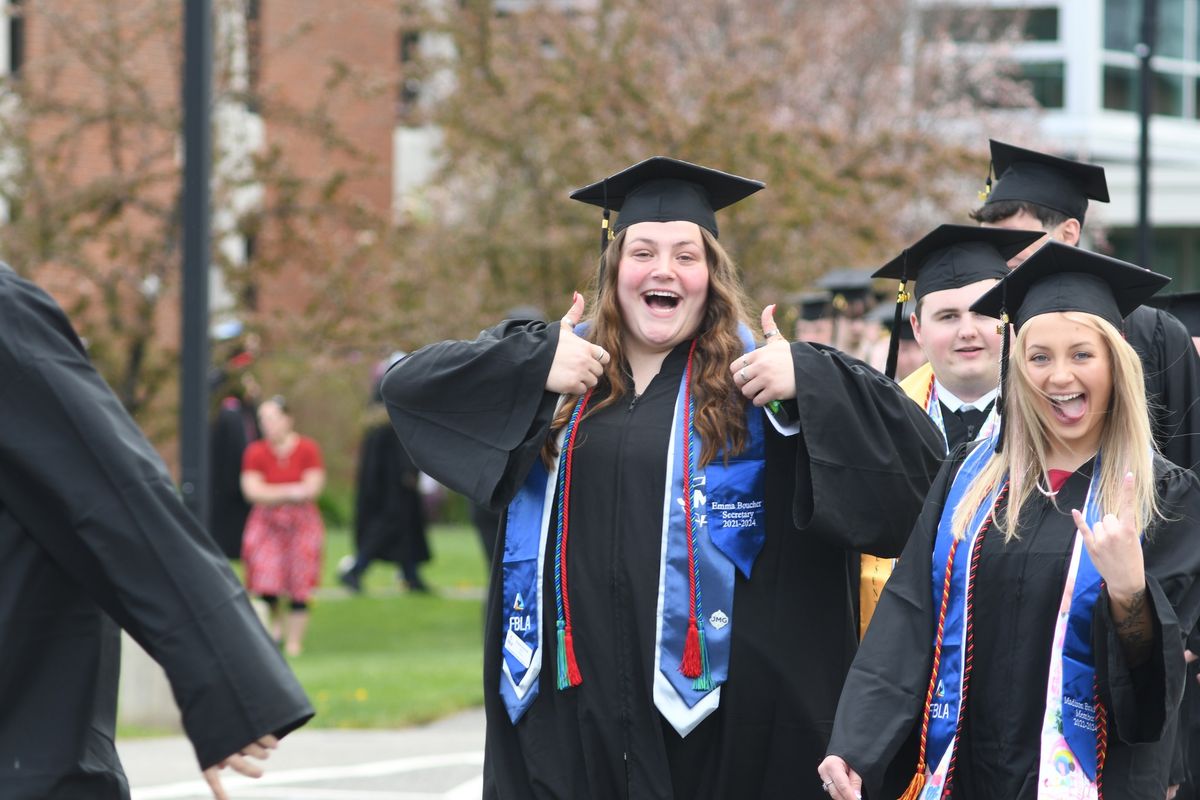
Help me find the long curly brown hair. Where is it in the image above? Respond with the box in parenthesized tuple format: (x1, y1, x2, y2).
(543, 226, 756, 468)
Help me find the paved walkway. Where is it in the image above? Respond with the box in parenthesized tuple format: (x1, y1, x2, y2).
(121, 708, 486, 800)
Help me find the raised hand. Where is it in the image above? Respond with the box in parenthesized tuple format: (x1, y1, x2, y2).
(203, 734, 279, 800)
(1074, 471, 1152, 665)
(1073, 471, 1144, 600)
(546, 292, 610, 395)
(729, 304, 796, 407)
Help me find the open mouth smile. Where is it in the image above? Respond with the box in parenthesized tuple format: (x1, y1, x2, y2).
(642, 290, 681, 313)
(1048, 392, 1087, 424)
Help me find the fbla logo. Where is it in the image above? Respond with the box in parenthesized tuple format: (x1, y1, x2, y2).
(512, 592, 525, 611)
(936, 679, 945, 699)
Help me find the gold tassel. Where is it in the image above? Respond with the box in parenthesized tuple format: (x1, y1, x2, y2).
(897, 771, 926, 800)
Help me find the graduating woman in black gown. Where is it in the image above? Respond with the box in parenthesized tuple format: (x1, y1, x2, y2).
(383, 157, 943, 799)
(820, 242, 1200, 800)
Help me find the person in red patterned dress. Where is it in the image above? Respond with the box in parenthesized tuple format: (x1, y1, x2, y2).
(241, 395, 326, 657)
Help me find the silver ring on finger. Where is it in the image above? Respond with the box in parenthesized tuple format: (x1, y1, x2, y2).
(594, 347, 605, 362)
(739, 368, 748, 384)
(764, 328, 781, 339)
(822, 780, 832, 793)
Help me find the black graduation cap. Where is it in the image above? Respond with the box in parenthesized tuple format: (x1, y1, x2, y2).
(872, 224, 1042, 379)
(982, 140, 1109, 223)
(570, 157, 764, 251)
(873, 224, 1042, 302)
(970, 241, 1169, 451)
(970, 240, 1169, 332)
(796, 291, 831, 322)
(817, 268, 876, 312)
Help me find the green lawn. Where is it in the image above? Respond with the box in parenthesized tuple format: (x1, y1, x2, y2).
(292, 523, 490, 728)
(117, 524, 489, 737)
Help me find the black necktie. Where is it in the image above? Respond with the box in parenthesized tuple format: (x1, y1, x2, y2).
(954, 406, 988, 442)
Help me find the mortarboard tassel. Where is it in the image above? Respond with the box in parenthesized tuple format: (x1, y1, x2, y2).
(994, 306, 1010, 454)
(977, 159, 994, 202)
(554, 391, 592, 690)
(884, 280, 911, 381)
(883, 251, 912, 381)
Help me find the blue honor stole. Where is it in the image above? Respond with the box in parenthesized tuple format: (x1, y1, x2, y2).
(499, 338, 767, 729)
(925, 444, 1109, 786)
(653, 375, 766, 736)
(498, 434, 562, 723)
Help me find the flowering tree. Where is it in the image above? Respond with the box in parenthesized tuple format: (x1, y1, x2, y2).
(388, 0, 1040, 343)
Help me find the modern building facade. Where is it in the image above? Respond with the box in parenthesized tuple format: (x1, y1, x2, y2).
(930, 0, 1200, 285)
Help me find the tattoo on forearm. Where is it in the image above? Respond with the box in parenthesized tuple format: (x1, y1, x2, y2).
(1113, 589, 1152, 665)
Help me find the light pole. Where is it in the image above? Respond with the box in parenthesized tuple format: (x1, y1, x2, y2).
(1136, 0, 1157, 268)
(180, 0, 212, 526)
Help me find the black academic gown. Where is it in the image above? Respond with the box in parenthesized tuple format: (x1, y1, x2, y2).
(827, 447, 1200, 800)
(382, 319, 943, 800)
(353, 422, 430, 568)
(1127, 305, 1200, 474)
(0, 265, 313, 799)
(1130, 304, 1200, 793)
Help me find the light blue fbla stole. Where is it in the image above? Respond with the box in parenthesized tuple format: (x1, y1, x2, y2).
(653, 377, 766, 736)
(498, 434, 561, 723)
(924, 445, 1110, 792)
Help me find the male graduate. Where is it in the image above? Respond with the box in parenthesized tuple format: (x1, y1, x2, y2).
(859, 224, 1041, 638)
(0, 263, 313, 799)
(972, 139, 1200, 474)
(875, 224, 1043, 454)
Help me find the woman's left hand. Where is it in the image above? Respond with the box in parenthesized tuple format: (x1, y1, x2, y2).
(730, 304, 796, 407)
(1073, 471, 1145, 600)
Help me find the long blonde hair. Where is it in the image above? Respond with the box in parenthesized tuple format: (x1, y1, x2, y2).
(951, 312, 1160, 541)
(543, 226, 756, 468)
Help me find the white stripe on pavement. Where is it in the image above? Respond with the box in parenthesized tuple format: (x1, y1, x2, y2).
(131, 751, 485, 800)
(443, 775, 485, 800)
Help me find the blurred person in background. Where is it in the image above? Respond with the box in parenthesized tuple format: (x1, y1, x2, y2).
(340, 353, 432, 594)
(793, 290, 834, 345)
(0, 264, 312, 799)
(241, 395, 326, 657)
(818, 267, 880, 361)
(207, 326, 261, 560)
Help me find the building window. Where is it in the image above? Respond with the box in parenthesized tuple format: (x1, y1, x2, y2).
(1105, 0, 1185, 56)
(924, 5, 1059, 43)
(1103, 65, 1187, 116)
(7, 0, 24, 77)
(1020, 61, 1066, 108)
(1107, 227, 1200, 287)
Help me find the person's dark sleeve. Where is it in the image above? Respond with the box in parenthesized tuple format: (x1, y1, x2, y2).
(1094, 460, 1200, 746)
(1142, 308, 1200, 474)
(787, 341, 944, 556)
(381, 320, 560, 509)
(827, 454, 959, 795)
(0, 273, 313, 769)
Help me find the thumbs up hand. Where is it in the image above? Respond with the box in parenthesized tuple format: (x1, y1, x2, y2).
(729, 304, 796, 407)
(546, 292, 611, 395)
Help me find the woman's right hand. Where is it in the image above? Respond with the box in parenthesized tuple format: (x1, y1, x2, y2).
(546, 292, 610, 395)
(817, 755, 863, 799)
